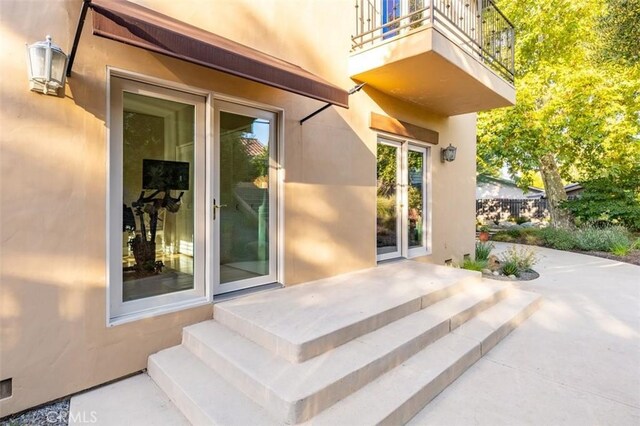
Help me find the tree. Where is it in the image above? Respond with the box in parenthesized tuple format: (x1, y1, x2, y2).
(478, 0, 640, 228)
(599, 0, 640, 65)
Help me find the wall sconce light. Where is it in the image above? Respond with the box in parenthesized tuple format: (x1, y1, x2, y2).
(441, 144, 457, 163)
(26, 35, 68, 95)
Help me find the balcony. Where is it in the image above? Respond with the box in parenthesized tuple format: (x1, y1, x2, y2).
(350, 0, 516, 115)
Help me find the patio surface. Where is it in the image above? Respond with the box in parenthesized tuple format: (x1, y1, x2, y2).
(69, 243, 640, 425)
(410, 243, 640, 425)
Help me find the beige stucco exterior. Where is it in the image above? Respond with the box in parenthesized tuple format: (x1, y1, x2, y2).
(0, 0, 509, 416)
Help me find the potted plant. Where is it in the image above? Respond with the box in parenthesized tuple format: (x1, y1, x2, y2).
(478, 225, 490, 242)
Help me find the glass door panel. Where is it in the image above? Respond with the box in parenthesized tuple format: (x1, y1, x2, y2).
(407, 146, 427, 254)
(121, 92, 196, 302)
(377, 141, 402, 260)
(214, 102, 277, 294)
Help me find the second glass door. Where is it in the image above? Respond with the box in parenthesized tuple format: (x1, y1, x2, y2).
(213, 101, 277, 294)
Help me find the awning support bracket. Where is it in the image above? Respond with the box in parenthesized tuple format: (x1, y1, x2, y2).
(299, 83, 366, 125)
(67, 0, 92, 77)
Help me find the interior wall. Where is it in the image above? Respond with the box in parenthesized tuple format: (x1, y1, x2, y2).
(1, 0, 477, 415)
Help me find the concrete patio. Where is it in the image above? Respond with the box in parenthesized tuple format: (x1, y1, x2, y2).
(411, 243, 640, 425)
(69, 244, 640, 425)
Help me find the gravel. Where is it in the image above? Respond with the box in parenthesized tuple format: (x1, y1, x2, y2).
(482, 269, 540, 281)
(1, 399, 69, 426)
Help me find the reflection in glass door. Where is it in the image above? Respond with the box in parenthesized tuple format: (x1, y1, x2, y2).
(376, 138, 429, 261)
(377, 141, 402, 260)
(214, 101, 277, 294)
(407, 146, 427, 257)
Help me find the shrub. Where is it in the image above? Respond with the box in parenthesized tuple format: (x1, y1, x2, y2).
(506, 227, 523, 238)
(377, 196, 395, 221)
(574, 225, 630, 252)
(562, 168, 640, 231)
(500, 245, 538, 271)
(611, 241, 631, 256)
(515, 216, 530, 225)
(539, 227, 577, 250)
(475, 241, 494, 261)
(524, 233, 543, 245)
(492, 232, 515, 242)
(462, 258, 488, 271)
(501, 260, 520, 277)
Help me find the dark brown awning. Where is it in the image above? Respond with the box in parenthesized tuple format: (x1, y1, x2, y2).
(89, 0, 349, 107)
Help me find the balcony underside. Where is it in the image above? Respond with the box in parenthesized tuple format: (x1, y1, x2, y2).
(350, 28, 516, 116)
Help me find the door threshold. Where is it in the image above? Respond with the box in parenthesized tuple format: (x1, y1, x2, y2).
(377, 257, 408, 265)
(213, 282, 283, 303)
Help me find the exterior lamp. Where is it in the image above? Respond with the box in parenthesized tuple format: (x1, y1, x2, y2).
(26, 35, 68, 95)
(441, 144, 457, 163)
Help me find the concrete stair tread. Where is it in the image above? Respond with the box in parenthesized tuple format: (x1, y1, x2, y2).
(183, 281, 510, 423)
(148, 346, 279, 426)
(214, 260, 481, 362)
(306, 290, 542, 425)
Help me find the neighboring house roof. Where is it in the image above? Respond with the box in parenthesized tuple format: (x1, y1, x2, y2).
(564, 183, 583, 194)
(240, 137, 266, 157)
(476, 174, 544, 199)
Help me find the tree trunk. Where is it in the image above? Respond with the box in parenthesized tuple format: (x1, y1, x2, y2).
(539, 153, 572, 228)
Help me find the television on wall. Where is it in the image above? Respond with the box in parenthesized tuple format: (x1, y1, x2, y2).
(142, 159, 190, 191)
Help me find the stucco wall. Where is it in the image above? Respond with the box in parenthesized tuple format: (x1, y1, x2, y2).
(1, 0, 477, 415)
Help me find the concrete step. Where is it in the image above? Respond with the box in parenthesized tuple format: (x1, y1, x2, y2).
(69, 374, 189, 426)
(148, 346, 278, 426)
(182, 281, 511, 424)
(213, 261, 481, 362)
(306, 290, 541, 425)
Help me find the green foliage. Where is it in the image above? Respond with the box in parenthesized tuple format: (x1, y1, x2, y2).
(539, 227, 577, 250)
(377, 196, 396, 222)
(562, 168, 640, 231)
(515, 216, 530, 225)
(574, 225, 631, 251)
(611, 241, 631, 256)
(377, 144, 397, 196)
(462, 259, 489, 272)
(475, 242, 494, 261)
(501, 260, 520, 277)
(598, 0, 640, 65)
(492, 232, 515, 242)
(506, 227, 523, 238)
(479, 1, 640, 227)
(500, 245, 539, 271)
(408, 185, 422, 211)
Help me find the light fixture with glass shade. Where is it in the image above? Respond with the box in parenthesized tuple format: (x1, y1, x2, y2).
(26, 35, 68, 96)
(441, 144, 457, 163)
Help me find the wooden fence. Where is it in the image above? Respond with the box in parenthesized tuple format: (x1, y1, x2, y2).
(476, 198, 549, 222)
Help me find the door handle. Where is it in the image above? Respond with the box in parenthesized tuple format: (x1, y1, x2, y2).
(212, 199, 227, 220)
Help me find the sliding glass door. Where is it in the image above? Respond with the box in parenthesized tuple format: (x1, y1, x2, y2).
(109, 75, 280, 321)
(376, 138, 429, 261)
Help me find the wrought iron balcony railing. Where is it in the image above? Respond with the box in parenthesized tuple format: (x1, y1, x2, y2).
(352, 0, 515, 83)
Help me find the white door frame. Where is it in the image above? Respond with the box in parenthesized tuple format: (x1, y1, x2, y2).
(108, 75, 209, 324)
(376, 136, 431, 262)
(212, 100, 279, 295)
